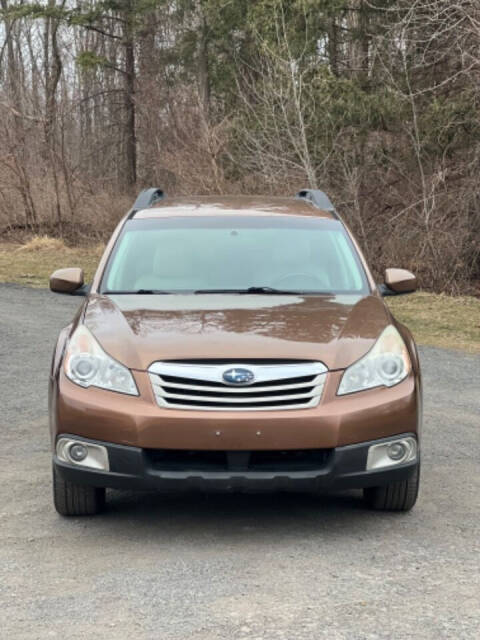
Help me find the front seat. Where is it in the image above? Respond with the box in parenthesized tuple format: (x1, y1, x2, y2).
(134, 243, 207, 291)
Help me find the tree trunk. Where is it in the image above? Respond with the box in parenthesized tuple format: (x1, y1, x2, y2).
(197, 2, 210, 121)
(44, 0, 64, 230)
(328, 16, 339, 77)
(348, 0, 369, 85)
(123, 4, 137, 190)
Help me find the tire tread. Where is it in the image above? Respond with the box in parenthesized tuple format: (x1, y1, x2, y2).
(364, 465, 420, 511)
(53, 467, 105, 516)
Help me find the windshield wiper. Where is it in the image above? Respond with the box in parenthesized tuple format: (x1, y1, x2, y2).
(194, 286, 303, 295)
(104, 289, 172, 295)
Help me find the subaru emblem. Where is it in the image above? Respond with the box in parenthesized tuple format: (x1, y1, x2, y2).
(222, 367, 255, 386)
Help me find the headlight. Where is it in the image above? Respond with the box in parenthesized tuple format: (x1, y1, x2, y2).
(337, 325, 410, 395)
(64, 325, 138, 395)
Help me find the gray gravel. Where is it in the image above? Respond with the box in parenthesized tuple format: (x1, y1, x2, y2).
(1, 283, 479, 640)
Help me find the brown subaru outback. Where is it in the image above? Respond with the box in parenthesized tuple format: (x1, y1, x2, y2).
(49, 189, 421, 516)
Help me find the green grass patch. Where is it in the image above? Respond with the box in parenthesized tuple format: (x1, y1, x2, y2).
(0, 240, 104, 288)
(387, 292, 480, 354)
(1, 241, 479, 354)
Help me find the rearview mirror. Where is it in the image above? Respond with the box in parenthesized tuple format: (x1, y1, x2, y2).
(50, 268, 85, 294)
(381, 268, 417, 296)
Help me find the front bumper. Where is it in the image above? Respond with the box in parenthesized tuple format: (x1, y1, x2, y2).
(54, 433, 418, 493)
(51, 369, 420, 450)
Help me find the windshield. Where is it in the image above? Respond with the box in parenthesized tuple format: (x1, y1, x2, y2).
(101, 216, 369, 295)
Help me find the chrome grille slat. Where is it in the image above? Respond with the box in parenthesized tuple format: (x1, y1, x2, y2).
(151, 376, 323, 394)
(157, 397, 321, 411)
(158, 373, 317, 388)
(148, 361, 327, 411)
(156, 389, 321, 404)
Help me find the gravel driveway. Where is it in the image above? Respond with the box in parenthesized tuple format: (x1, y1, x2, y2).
(1, 284, 479, 640)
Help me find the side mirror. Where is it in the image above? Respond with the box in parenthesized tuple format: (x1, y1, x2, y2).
(381, 268, 417, 296)
(50, 268, 85, 294)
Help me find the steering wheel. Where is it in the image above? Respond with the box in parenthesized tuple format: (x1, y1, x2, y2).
(272, 273, 328, 289)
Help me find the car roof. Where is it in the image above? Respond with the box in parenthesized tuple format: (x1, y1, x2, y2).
(132, 195, 336, 220)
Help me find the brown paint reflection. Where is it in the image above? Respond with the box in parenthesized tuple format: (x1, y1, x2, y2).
(123, 301, 346, 342)
(113, 295, 386, 342)
(83, 293, 389, 371)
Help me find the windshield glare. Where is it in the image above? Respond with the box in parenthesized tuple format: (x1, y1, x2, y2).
(102, 216, 369, 295)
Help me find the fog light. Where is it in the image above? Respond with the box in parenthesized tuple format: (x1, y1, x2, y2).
(366, 436, 417, 471)
(69, 443, 88, 462)
(56, 437, 109, 471)
(387, 442, 407, 461)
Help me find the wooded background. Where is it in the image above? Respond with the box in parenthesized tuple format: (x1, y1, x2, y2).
(1, 1, 479, 292)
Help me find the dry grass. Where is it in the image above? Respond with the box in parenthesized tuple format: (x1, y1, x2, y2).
(0, 242, 479, 353)
(0, 240, 104, 288)
(15, 235, 67, 252)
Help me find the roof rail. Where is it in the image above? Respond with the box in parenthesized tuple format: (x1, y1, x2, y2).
(295, 189, 337, 216)
(132, 187, 165, 211)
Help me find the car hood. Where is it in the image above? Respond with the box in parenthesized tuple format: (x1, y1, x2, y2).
(82, 293, 391, 371)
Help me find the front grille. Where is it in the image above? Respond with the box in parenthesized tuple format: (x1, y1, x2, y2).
(148, 361, 328, 411)
(145, 449, 332, 471)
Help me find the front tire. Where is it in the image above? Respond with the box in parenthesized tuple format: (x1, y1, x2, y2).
(53, 467, 106, 516)
(364, 464, 420, 511)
